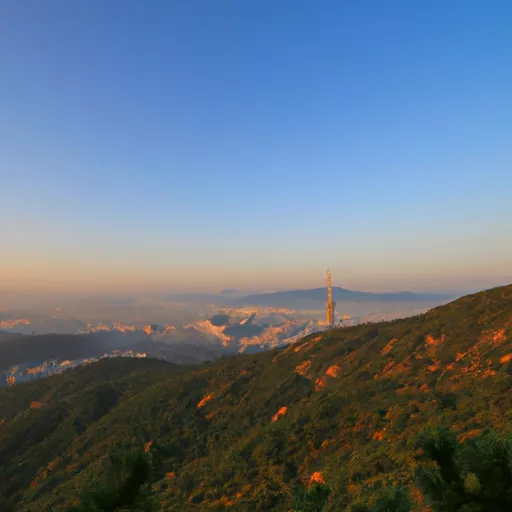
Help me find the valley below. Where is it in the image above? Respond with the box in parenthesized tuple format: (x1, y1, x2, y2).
(0, 287, 447, 387)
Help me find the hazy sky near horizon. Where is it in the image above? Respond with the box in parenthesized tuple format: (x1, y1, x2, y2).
(1, 0, 512, 295)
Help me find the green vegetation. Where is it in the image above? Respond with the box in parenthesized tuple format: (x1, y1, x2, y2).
(0, 284, 511, 511)
(69, 449, 156, 512)
(415, 427, 512, 511)
(350, 484, 411, 512)
(293, 484, 331, 511)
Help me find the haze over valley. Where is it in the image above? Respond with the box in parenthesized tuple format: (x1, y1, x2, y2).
(0, 284, 455, 386)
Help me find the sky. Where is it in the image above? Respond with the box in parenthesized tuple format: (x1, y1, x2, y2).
(1, 0, 511, 295)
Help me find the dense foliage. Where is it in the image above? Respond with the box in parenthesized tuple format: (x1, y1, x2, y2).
(0, 284, 511, 511)
(415, 427, 512, 511)
(69, 449, 157, 512)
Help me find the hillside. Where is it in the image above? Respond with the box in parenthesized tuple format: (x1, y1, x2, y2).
(0, 285, 511, 511)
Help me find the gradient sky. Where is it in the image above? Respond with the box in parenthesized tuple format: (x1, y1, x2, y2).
(1, 0, 511, 295)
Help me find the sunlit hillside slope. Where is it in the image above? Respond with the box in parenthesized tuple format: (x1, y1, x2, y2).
(0, 284, 511, 511)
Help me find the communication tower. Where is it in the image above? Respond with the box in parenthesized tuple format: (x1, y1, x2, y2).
(326, 269, 336, 326)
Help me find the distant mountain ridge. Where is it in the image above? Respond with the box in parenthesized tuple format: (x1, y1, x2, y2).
(234, 287, 455, 308)
(164, 287, 455, 308)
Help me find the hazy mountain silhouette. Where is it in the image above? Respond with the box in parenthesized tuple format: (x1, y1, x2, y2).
(234, 287, 455, 308)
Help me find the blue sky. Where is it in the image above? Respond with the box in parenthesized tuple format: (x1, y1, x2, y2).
(1, 0, 511, 294)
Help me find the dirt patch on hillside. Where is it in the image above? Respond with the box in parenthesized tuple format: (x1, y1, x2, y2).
(381, 338, 397, 355)
(272, 406, 287, 422)
(197, 393, 214, 409)
(315, 378, 325, 391)
(296, 360, 312, 376)
(325, 365, 340, 378)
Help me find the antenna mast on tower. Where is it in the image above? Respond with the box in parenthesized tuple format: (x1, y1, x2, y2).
(326, 269, 336, 326)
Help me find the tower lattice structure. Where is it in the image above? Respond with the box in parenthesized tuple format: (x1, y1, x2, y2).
(326, 269, 336, 326)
